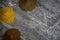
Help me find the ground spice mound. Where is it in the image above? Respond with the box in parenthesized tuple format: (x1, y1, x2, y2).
(19, 0, 36, 11)
(2, 28, 21, 40)
(0, 6, 16, 24)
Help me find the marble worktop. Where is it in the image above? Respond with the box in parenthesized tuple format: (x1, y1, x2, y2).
(0, 0, 60, 40)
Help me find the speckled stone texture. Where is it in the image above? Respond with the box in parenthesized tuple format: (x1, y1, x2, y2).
(0, 0, 60, 40)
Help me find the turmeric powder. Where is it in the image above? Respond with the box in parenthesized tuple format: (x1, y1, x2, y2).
(0, 6, 16, 24)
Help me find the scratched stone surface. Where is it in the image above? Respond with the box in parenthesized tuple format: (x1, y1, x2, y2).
(0, 0, 60, 40)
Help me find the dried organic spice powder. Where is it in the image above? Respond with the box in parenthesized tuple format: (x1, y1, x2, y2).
(19, 0, 36, 11)
(0, 6, 16, 24)
(2, 28, 21, 40)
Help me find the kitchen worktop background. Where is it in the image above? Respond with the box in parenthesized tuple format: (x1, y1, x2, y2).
(0, 0, 60, 40)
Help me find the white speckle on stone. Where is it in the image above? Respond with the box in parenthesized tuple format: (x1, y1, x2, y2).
(27, 11, 31, 13)
(8, 2, 16, 6)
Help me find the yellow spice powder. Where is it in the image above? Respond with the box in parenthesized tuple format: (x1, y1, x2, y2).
(0, 6, 16, 24)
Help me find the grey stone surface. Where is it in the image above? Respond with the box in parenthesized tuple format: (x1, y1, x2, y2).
(0, 0, 60, 40)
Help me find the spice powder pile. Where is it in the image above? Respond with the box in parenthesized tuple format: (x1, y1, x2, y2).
(19, 0, 36, 11)
(2, 28, 21, 40)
